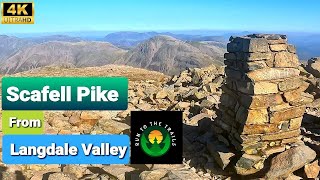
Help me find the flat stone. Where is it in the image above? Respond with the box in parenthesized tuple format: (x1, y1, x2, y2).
(248, 34, 287, 40)
(242, 124, 279, 135)
(240, 93, 284, 109)
(236, 81, 278, 95)
(289, 92, 314, 106)
(269, 106, 306, 124)
(242, 141, 263, 153)
(281, 136, 301, 144)
(263, 146, 286, 156)
(283, 89, 302, 103)
(274, 52, 299, 68)
(268, 39, 287, 45)
(242, 38, 270, 53)
(270, 44, 288, 51)
(269, 103, 291, 112)
(243, 52, 272, 61)
(241, 61, 268, 71)
(278, 78, 303, 92)
(236, 106, 268, 125)
(80, 111, 101, 120)
(246, 68, 300, 81)
(151, 164, 185, 170)
(261, 129, 300, 141)
(289, 117, 303, 130)
(266, 145, 316, 179)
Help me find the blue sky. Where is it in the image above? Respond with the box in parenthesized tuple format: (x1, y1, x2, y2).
(1, 0, 320, 34)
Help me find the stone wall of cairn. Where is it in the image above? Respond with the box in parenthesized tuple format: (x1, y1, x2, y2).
(216, 34, 313, 174)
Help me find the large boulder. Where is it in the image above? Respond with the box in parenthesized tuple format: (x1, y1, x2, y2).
(306, 57, 320, 78)
(265, 145, 316, 179)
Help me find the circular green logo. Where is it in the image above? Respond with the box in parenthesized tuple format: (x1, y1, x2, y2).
(140, 126, 171, 157)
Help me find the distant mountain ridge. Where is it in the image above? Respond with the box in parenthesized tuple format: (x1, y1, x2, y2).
(28, 35, 83, 43)
(0, 41, 127, 74)
(0, 34, 225, 75)
(0, 35, 35, 61)
(117, 35, 225, 75)
(104, 31, 226, 49)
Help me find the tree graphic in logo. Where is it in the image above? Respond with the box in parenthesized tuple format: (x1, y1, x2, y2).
(140, 126, 171, 157)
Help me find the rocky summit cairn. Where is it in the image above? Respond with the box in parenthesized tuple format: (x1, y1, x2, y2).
(216, 34, 313, 175)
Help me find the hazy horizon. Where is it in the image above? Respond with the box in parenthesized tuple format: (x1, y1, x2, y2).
(4, 29, 320, 39)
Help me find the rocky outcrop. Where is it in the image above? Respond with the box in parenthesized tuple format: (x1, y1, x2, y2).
(266, 145, 316, 179)
(0, 64, 226, 180)
(215, 34, 314, 175)
(306, 57, 320, 78)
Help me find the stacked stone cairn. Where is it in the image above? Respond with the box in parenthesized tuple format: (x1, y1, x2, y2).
(216, 34, 313, 175)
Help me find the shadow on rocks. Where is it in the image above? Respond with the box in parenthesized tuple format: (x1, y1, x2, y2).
(0, 166, 26, 180)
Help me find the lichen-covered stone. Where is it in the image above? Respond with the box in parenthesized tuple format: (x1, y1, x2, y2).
(270, 106, 306, 124)
(242, 38, 270, 53)
(236, 81, 278, 95)
(270, 44, 287, 52)
(261, 129, 300, 141)
(246, 68, 300, 81)
(289, 117, 303, 130)
(278, 78, 302, 92)
(274, 52, 299, 68)
(240, 93, 284, 109)
(236, 106, 268, 125)
(242, 124, 279, 135)
(243, 52, 272, 61)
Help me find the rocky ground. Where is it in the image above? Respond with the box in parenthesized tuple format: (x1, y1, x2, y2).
(0, 61, 319, 179)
